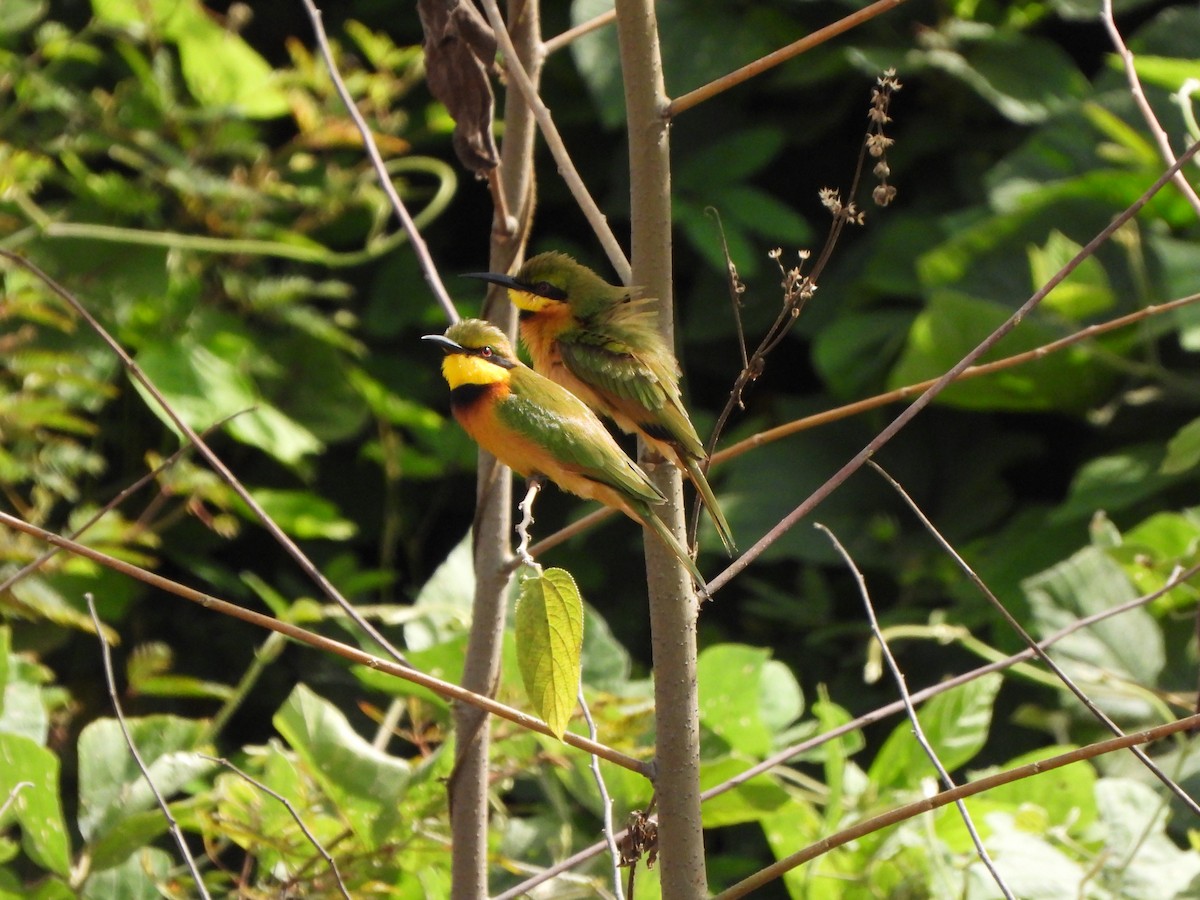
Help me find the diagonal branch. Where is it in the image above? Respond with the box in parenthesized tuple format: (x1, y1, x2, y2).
(712, 713, 1200, 899)
(496, 558, 1200, 897)
(870, 461, 1200, 817)
(818, 523, 1015, 900)
(666, 0, 908, 117)
(704, 141, 1200, 598)
(2, 510, 651, 776)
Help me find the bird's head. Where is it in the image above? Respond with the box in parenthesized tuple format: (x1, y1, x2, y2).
(423, 319, 519, 389)
(463, 252, 627, 317)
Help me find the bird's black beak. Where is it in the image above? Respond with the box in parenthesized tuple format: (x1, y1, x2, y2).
(422, 334, 464, 354)
(462, 271, 523, 291)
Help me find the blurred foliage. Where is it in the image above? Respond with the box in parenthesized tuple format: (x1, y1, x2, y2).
(0, 0, 1199, 896)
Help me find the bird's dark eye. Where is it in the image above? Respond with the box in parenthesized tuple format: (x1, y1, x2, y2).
(481, 346, 493, 358)
(534, 281, 556, 296)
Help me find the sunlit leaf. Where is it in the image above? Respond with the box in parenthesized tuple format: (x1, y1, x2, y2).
(515, 568, 584, 739)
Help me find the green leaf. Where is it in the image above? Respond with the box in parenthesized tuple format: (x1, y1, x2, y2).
(404, 531, 475, 651)
(1095, 777, 1200, 898)
(0, 0, 46, 36)
(939, 744, 1096, 852)
(80, 847, 172, 900)
(0, 734, 70, 876)
(1161, 417, 1200, 475)
(134, 339, 322, 466)
(923, 33, 1087, 123)
(812, 309, 914, 399)
(868, 673, 1002, 791)
(888, 292, 1116, 411)
(699, 756, 789, 828)
(237, 488, 357, 541)
(676, 128, 787, 188)
(697, 644, 775, 757)
(580, 604, 632, 691)
(716, 186, 813, 243)
(76, 716, 212, 848)
(91, 0, 288, 118)
(1022, 546, 1164, 717)
(1126, 54, 1200, 91)
(1051, 444, 1180, 522)
(273, 684, 410, 848)
(514, 568, 585, 739)
(1026, 230, 1114, 319)
(0, 874, 74, 900)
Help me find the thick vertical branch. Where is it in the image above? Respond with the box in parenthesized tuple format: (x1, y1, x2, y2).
(615, 2, 709, 897)
(449, 1, 541, 895)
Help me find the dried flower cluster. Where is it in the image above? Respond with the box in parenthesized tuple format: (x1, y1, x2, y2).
(868, 68, 901, 207)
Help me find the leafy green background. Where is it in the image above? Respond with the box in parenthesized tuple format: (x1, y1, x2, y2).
(1, 0, 1200, 896)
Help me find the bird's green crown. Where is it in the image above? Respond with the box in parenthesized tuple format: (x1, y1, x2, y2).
(445, 318, 517, 360)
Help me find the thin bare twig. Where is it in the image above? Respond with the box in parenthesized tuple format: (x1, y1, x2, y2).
(497, 559, 1200, 898)
(198, 754, 352, 900)
(712, 713, 1200, 899)
(0, 249, 410, 668)
(1102, 0, 1200, 218)
(704, 140, 1200, 598)
(86, 593, 213, 900)
(713, 290, 1200, 468)
(578, 686, 624, 900)
(3, 512, 649, 776)
(300, 0, 460, 323)
(666, 0, 908, 117)
(817, 524, 1015, 900)
(477, 0, 631, 284)
(869, 461, 1200, 817)
(543, 9, 616, 56)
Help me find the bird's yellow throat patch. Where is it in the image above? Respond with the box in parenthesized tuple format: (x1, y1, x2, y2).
(508, 287, 561, 314)
(442, 352, 511, 391)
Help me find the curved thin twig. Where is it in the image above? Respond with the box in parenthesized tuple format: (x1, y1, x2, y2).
(495, 558, 1200, 898)
(199, 754, 352, 900)
(870, 461, 1200, 817)
(818, 524, 1014, 899)
(87, 593, 213, 900)
(1102, 0, 1200, 217)
(300, 0, 460, 323)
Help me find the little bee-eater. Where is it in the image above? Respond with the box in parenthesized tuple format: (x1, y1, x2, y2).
(424, 318, 706, 587)
(464, 252, 736, 554)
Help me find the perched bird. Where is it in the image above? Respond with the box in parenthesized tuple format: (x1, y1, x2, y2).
(464, 252, 736, 554)
(424, 318, 706, 587)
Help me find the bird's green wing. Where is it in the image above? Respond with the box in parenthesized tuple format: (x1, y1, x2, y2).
(500, 371, 665, 505)
(560, 305, 707, 459)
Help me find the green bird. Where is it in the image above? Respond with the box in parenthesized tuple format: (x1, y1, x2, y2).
(464, 252, 736, 554)
(424, 318, 706, 588)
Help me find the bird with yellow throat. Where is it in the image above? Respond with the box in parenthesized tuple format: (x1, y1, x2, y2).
(464, 252, 735, 554)
(424, 318, 706, 588)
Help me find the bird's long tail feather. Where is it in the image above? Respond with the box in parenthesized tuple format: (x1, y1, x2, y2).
(634, 501, 708, 591)
(685, 457, 736, 555)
